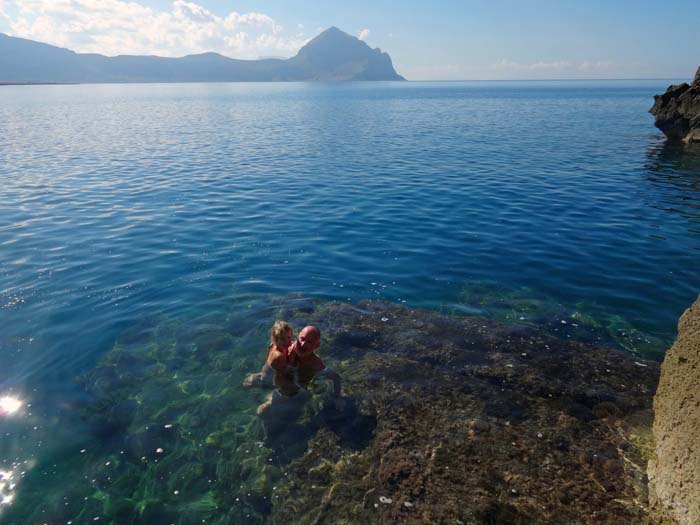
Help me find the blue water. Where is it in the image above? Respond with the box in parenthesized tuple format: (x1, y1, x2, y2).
(0, 80, 699, 519)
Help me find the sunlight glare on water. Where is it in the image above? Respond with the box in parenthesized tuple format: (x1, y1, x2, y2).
(0, 396, 23, 417)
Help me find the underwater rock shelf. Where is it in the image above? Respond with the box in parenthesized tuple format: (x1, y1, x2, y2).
(6, 298, 659, 525)
(273, 301, 659, 525)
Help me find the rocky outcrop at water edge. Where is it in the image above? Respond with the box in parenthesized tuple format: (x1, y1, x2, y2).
(649, 66, 700, 143)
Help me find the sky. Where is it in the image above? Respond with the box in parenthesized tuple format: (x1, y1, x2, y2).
(0, 0, 697, 80)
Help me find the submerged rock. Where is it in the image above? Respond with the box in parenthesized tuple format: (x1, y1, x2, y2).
(272, 300, 659, 524)
(459, 280, 669, 357)
(650, 67, 700, 143)
(648, 297, 700, 524)
(6, 295, 661, 524)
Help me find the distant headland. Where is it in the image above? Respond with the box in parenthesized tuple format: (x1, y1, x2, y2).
(0, 27, 406, 84)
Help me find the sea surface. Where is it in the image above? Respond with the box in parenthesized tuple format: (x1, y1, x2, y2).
(0, 80, 699, 523)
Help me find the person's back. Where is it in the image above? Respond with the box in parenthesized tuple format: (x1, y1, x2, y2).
(242, 320, 293, 388)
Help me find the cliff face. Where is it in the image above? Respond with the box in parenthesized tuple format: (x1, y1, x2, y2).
(649, 67, 700, 143)
(648, 297, 700, 524)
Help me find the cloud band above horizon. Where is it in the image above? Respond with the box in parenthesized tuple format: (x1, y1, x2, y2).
(0, 0, 310, 59)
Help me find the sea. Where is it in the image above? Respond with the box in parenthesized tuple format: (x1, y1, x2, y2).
(0, 80, 698, 523)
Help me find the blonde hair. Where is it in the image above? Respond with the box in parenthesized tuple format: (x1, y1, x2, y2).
(270, 320, 292, 349)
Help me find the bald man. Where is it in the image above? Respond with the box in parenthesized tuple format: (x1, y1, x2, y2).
(257, 325, 344, 419)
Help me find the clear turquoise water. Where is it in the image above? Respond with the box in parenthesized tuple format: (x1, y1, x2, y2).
(0, 80, 699, 521)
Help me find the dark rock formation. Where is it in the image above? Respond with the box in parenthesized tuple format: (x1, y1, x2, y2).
(648, 297, 700, 524)
(0, 27, 405, 84)
(273, 300, 659, 524)
(650, 67, 700, 143)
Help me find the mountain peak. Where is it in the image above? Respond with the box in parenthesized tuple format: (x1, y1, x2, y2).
(292, 27, 405, 81)
(300, 26, 363, 50)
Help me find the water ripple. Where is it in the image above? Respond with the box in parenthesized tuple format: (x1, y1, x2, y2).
(0, 80, 698, 396)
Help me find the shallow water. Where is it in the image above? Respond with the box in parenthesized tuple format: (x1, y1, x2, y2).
(0, 80, 699, 522)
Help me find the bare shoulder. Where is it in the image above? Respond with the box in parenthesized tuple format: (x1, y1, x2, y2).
(267, 347, 288, 370)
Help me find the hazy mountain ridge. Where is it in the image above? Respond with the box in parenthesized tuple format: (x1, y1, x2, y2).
(0, 27, 405, 83)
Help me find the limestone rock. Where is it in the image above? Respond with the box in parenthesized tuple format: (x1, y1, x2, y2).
(649, 297, 700, 524)
(649, 67, 700, 143)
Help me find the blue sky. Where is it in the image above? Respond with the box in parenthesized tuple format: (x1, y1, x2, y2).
(0, 0, 697, 80)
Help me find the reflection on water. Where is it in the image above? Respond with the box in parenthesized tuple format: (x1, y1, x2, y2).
(0, 396, 23, 417)
(0, 393, 30, 520)
(645, 140, 700, 229)
(0, 468, 18, 507)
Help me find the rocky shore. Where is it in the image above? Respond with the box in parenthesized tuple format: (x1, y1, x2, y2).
(650, 67, 700, 143)
(649, 297, 700, 524)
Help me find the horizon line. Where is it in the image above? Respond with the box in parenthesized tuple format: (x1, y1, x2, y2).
(0, 77, 687, 87)
(411, 77, 686, 82)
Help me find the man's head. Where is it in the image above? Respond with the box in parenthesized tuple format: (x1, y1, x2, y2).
(295, 325, 320, 356)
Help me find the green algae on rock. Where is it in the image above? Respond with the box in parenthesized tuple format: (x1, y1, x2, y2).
(459, 280, 670, 357)
(271, 300, 658, 524)
(1, 296, 660, 524)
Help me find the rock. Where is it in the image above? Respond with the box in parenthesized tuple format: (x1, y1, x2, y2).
(649, 67, 700, 143)
(124, 424, 176, 460)
(468, 418, 491, 433)
(648, 297, 700, 524)
(270, 300, 659, 524)
(65, 296, 662, 525)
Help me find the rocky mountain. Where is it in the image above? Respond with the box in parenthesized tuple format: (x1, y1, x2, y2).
(0, 27, 405, 84)
(649, 66, 700, 143)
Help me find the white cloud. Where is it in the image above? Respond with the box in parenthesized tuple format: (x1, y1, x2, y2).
(357, 28, 370, 41)
(578, 60, 614, 72)
(491, 59, 572, 72)
(417, 64, 462, 74)
(1, 0, 307, 58)
(0, 1, 9, 24)
(491, 58, 616, 75)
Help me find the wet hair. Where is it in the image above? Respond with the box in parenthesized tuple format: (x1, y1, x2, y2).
(270, 320, 293, 349)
